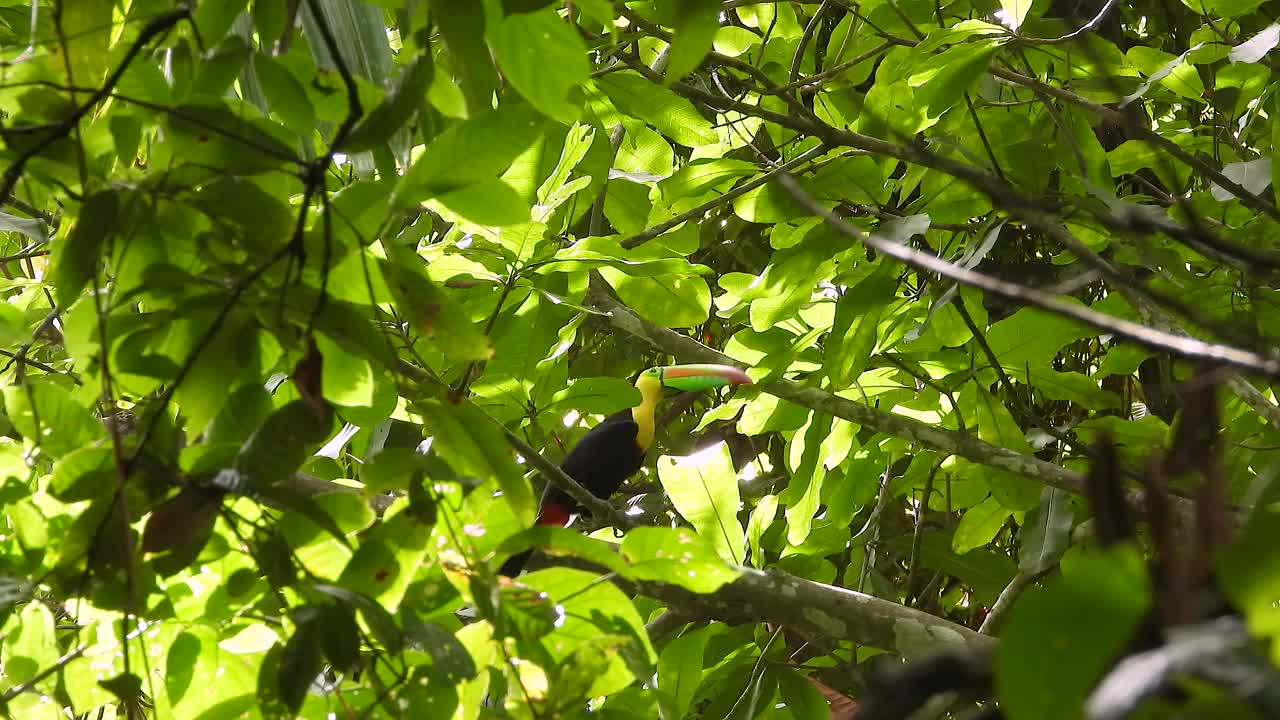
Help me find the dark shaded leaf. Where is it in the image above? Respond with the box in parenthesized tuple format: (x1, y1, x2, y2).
(401, 610, 478, 682)
(277, 608, 325, 714)
(141, 486, 223, 554)
(343, 50, 435, 153)
(236, 399, 334, 487)
(429, 0, 499, 116)
(52, 191, 116, 308)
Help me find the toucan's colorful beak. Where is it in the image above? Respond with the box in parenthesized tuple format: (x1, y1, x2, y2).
(642, 364, 753, 392)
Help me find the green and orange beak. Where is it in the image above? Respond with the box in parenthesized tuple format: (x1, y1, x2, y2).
(640, 364, 753, 392)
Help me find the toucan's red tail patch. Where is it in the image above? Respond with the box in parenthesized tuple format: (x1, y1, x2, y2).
(536, 501, 571, 527)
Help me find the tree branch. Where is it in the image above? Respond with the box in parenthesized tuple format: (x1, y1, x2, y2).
(630, 565, 992, 657)
(776, 173, 1280, 378)
(583, 280, 1197, 528)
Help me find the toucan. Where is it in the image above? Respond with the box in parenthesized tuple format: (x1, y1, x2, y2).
(499, 363, 753, 576)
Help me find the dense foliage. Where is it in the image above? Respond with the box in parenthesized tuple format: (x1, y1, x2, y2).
(1, 0, 1279, 718)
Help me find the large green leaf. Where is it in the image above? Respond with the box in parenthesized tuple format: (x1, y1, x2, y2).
(395, 106, 546, 206)
(430, 0, 500, 116)
(489, 9, 589, 123)
(655, 0, 722, 82)
(826, 262, 897, 387)
(599, 268, 711, 328)
(996, 546, 1151, 720)
(656, 443, 745, 564)
(593, 73, 718, 147)
(416, 398, 535, 522)
(51, 192, 116, 308)
(4, 381, 105, 459)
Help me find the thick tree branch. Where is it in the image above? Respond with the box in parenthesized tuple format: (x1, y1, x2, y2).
(628, 565, 992, 657)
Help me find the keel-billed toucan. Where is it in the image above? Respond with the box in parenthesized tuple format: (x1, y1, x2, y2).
(499, 364, 752, 576)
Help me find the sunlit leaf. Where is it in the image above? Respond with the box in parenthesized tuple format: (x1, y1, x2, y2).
(657, 443, 745, 564)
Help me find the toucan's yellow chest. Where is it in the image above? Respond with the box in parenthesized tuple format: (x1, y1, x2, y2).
(630, 376, 662, 452)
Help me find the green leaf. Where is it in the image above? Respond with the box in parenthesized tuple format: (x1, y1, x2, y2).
(416, 398, 535, 522)
(52, 191, 116, 308)
(1019, 488, 1073, 574)
(361, 447, 429, 493)
(952, 496, 1010, 554)
(657, 625, 711, 719)
(161, 101, 297, 174)
(658, 158, 758, 201)
(998, 0, 1033, 31)
(189, 37, 252, 99)
(521, 567, 657, 696)
(543, 235, 709, 277)
(313, 583, 404, 653)
(401, 611, 477, 681)
(661, 0, 722, 82)
(343, 50, 435, 153)
(713, 26, 760, 56)
(194, 175, 295, 252)
(886, 531, 1015, 606)
(315, 333, 376, 408)
(779, 412, 833, 546)
(337, 504, 432, 611)
(621, 526, 738, 592)
(746, 494, 778, 568)
(0, 210, 48, 243)
(257, 484, 354, 550)
(4, 602, 57, 683)
(984, 304, 1095, 375)
(194, 0, 250, 44)
(593, 73, 718, 147)
(774, 667, 828, 720)
(237, 400, 334, 487)
(318, 603, 361, 671)
(996, 545, 1151, 720)
(732, 181, 808, 224)
(545, 377, 642, 416)
(430, 0, 500, 116)
(277, 608, 326, 714)
(909, 39, 1005, 116)
(600, 268, 711, 328)
(252, 53, 318, 136)
(394, 106, 546, 206)
(1218, 507, 1280, 657)
(278, 489, 375, 547)
(489, 9, 589, 122)
(745, 225, 845, 331)
(433, 178, 532, 226)
(1033, 371, 1122, 411)
(50, 446, 114, 502)
(656, 443, 745, 564)
(380, 242, 495, 361)
(63, 0, 113, 87)
(3, 380, 105, 459)
(497, 525, 628, 574)
(826, 262, 897, 387)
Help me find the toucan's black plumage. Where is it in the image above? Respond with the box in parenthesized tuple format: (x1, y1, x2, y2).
(498, 364, 752, 577)
(498, 410, 642, 576)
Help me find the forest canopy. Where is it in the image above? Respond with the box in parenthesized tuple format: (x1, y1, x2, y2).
(0, 0, 1279, 718)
